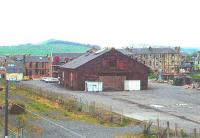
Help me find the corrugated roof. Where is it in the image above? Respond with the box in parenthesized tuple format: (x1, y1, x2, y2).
(52, 53, 83, 62)
(61, 48, 149, 69)
(61, 49, 111, 69)
(25, 55, 49, 62)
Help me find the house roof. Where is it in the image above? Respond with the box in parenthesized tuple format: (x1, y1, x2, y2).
(0, 67, 6, 71)
(52, 52, 83, 62)
(15, 55, 24, 62)
(61, 49, 110, 69)
(118, 49, 133, 56)
(195, 53, 200, 61)
(25, 55, 49, 62)
(121, 47, 177, 55)
(181, 63, 192, 68)
(5, 63, 24, 73)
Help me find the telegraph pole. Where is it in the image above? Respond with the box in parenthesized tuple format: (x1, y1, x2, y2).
(4, 80, 8, 138)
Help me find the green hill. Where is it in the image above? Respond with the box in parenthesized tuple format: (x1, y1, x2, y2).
(0, 39, 99, 55)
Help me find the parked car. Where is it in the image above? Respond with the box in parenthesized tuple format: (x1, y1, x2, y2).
(173, 76, 192, 86)
(40, 77, 49, 81)
(41, 77, 59, 83)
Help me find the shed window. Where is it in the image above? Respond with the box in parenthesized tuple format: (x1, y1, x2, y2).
(110, 60, 117, 67)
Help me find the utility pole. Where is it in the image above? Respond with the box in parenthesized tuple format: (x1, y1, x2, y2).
(4, 80, 8, 138)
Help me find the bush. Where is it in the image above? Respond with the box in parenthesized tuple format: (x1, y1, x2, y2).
(9, 103, 26, 115)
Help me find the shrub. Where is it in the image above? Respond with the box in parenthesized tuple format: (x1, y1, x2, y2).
(10, 103, 26, 115)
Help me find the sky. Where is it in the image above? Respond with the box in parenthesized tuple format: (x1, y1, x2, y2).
(0, 0, 200, 48)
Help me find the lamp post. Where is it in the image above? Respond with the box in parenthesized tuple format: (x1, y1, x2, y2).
(4, 80, 9, 138)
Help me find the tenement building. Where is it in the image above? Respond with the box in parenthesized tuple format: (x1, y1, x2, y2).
(120, 47, 181, 73)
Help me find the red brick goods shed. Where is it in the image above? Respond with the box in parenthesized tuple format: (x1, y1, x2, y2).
(59, 48, 149, 91)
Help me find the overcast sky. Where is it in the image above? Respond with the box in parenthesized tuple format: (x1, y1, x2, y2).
(0, 0, 200, 48)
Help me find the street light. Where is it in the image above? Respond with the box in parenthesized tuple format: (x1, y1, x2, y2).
(4, 80, 9, 138)
(0, 80, 9, 138)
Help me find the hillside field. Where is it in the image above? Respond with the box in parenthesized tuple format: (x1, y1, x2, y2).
(0, 39, 97, 55)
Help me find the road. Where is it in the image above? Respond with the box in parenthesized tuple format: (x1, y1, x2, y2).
(21, 80, 200, 133)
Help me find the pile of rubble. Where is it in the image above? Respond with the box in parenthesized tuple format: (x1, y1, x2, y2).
(183, 82, 200, 90)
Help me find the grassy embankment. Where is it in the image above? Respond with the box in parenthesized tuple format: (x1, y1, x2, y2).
(0, 79, 142, 136)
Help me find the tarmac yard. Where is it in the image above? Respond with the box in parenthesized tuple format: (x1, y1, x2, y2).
(22, 80, 200, 132)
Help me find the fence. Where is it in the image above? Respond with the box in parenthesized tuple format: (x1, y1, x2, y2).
(15, 84, 136, 127)
(143, 119, 200, 138)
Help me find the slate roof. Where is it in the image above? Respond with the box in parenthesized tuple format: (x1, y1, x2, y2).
(118, 49, 133, 56)
(15, 55, 24, 62)
(61, 49, 112, 69)
(5, 63, 24, 73)
(121, 47, 176, 55)
(0, 67, 6, 71)
(52, 53, 83, 62)
(24, 55, 49, 62)
(181, 63, 192, 68)
(195, 53, 200, 61)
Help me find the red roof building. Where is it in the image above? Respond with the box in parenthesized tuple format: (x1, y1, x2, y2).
(59, 48, 149, 91)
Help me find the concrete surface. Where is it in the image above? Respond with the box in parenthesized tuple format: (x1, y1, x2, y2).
(21, 80, 200, 132)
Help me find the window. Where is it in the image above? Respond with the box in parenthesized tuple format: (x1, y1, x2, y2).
(36, 63, 38, 68)
(30, 62, 32, 68)
(156, 62, 158, 66)
(29, 70, 32, 76)
(110, 60, 117, 67)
